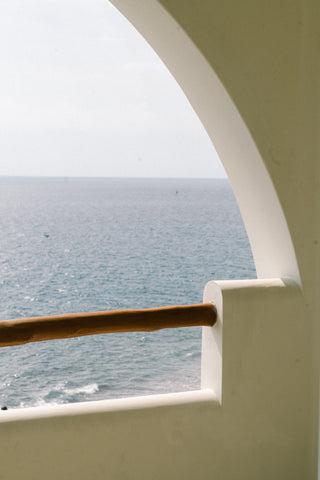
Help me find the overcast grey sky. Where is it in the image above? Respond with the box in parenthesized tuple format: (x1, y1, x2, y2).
(0, 0, 226, 178)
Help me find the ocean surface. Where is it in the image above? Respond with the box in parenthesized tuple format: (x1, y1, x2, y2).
(0, 177, 256, 408)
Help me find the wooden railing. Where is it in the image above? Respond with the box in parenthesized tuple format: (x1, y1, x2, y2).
(0, 303, 217, 348)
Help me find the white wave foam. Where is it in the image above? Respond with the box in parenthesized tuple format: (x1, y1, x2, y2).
(65, 383, 99, 395)
(32, 398, 61, 408)
(18, 383, 99, 408)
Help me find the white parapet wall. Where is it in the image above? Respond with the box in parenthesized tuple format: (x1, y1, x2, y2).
(0, 277, 314, 479)
(202, 278, 315, 478)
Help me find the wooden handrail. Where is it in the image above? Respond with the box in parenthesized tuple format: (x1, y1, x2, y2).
(0, 303, 217, 348)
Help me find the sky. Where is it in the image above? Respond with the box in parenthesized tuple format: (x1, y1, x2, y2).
(0, 0, 226, 178)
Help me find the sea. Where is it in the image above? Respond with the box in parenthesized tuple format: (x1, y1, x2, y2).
(0, 177, 256, 409)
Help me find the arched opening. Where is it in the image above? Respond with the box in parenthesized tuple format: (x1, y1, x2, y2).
(0, 0, 260, 408)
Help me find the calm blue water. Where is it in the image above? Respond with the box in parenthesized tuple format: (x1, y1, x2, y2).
(0, 177, 256, 408)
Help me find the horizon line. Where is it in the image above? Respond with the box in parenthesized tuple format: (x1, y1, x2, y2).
(0, 174, 228, 180)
